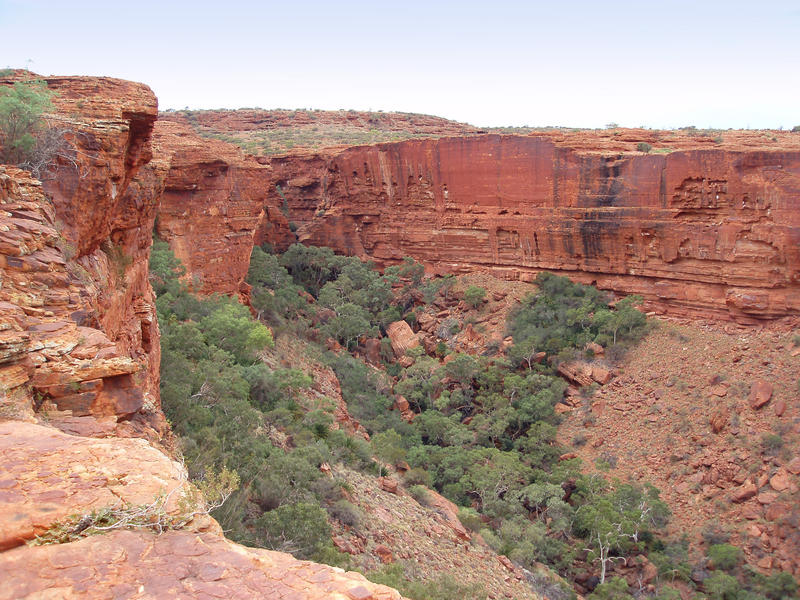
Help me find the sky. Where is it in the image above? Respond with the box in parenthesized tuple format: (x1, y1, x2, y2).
(0, 0, 798, 129)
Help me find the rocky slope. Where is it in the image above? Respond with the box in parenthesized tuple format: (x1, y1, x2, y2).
(154, 120, 800, 322)
(557, 315, 800, 578)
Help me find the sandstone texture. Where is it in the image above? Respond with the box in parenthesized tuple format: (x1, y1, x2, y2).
(0, 421, 188, 551)
(0, 72, 164, 437)
(0, 422, 404, 600)
(152, 119, 800, 321)
(1, 76, 408, 600)
(291, 135, 800, 322)
(154, 119, 293, 299)
(0, 528, 404, 600)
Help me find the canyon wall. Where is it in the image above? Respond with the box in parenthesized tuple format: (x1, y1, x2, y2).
(0, 75, 406, 600)
(0, 74, 165, 438)
(267, 134, 800, 321)
(154, 119, 294, 299)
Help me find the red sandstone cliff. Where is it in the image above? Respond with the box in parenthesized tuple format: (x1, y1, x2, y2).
(0, 74, 164, 438)
(0, 76, 407, 600)
(154, 122, 800, 321)
(280, 134, 800, 321)
(154, 119, 294, 299)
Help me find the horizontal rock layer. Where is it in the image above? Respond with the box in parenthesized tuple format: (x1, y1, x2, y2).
(156, 125, 800, 320)
(0, 73, 163, 435)
(280, 135, 800, 321)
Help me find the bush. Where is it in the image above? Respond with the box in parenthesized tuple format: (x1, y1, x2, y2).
(327, 499, 362, 527)
(252, 502, 331, 559)
(408, 484, 431, 505)
(761, 571, 798, 600)
(464, 285, 486, 308)
(586, 576, 632, 600)
(0, 79, 54, 169)
(708, 543, 742, 571)
(705, 570, 741, 600)
(637, 142, 652, 153)
(761, 433, 784, 455)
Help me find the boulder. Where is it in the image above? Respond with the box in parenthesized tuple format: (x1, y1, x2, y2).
(378, 477, 399, 495)
(386, 321, 419, 357)
(769, 469, 791, 492)
(731, 482, 757, 503)
(710, 408, 729, 434)
(749, 381, 773, 409)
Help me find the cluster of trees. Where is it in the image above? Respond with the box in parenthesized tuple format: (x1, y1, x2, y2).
(152, 239, 375, 564)
(508, 272, 647, 369)
(249, 244, 411, 348)
(158, 241, 798, 600)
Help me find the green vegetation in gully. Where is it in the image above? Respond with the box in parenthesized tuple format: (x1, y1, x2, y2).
(153, 240, 797, 600)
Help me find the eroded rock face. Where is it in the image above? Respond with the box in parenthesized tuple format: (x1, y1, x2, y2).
(154, 119, 294, 300)
(153, 124, 800, 321)
(290, 135, 800, 321)
(0, 73, 163, 434)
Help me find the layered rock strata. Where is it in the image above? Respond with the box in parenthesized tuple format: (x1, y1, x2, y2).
(0, 73, 163, 437)
(289, 135, 800, 321)
(153, 119, 293, 299)
(156, 124, 800, 321)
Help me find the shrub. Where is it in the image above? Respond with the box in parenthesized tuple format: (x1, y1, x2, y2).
(408, 484, 431, 505)
(252, 502, 331, 559)
(464, 285, 486, 308)
(327, 499, 362, 528)
(636, 142, 652, 153)
(792, 125, 800, 133)
(761, 571, 798, 600)
(586, 576, 632, 600)
(0, 79, 54, 169)
(708, 543, 742, 571)
(704, 570, 741, 600)
(761, 433, 784, 455)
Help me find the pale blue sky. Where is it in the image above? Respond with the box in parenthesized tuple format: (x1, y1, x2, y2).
(1, 0, 797, 128)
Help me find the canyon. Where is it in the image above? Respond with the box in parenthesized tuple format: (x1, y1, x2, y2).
(1, 71, 799, 599)
(157, 111, 800, 322)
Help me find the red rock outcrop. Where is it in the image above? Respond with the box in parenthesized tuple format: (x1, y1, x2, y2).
(288, 134, 800, 321)
(153, 122, 800, 321)
(0, 422, 405, 600)
(0, 73, 163, 436)
(0, 528, 405, 600)
(154, 119, 294, 299)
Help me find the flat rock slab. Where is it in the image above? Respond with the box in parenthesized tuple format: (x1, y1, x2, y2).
(0, 421, 187, 550)
(0, 529, 405, 600)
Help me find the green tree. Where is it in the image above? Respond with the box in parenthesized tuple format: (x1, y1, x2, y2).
(464, 285, 486, 309)
(574, 480, 670, 584)
(708, 543, 742, 571)
(0, 80, 54, 169)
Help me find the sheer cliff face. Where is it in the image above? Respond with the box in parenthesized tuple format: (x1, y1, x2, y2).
(154, 120, 293, 300)
(0, 75, 164, 436)
(273, 135, 799, 321)
(155, 126, 800, 320)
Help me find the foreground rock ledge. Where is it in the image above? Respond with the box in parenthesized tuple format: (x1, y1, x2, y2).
(0, 528, 405, 600)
